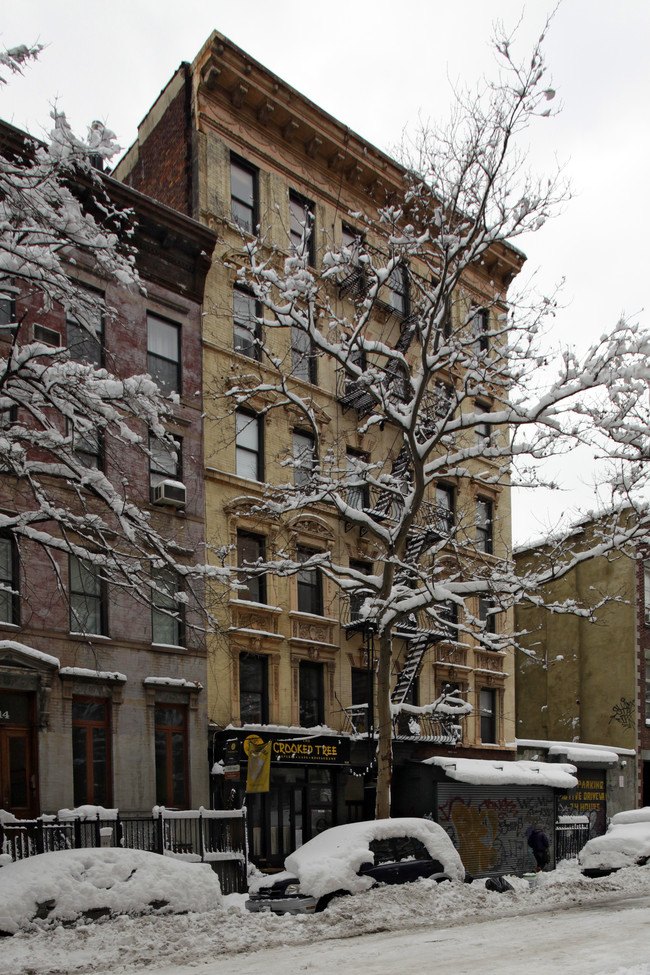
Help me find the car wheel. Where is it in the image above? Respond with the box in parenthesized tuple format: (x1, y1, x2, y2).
(315, 890, 349, 911)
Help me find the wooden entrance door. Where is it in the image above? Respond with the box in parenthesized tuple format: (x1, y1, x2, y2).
(0, 691, 38, 817)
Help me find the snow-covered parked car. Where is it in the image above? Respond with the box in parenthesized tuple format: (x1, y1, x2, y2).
(245, 817, 465, 915)
(579, 807, 650, 877)
(0, 848, 222, 935)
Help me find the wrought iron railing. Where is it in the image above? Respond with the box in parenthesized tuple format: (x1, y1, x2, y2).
(555, 819, 590, 861)
(0, 808, 248, 893)
(392, 707, 462, 744)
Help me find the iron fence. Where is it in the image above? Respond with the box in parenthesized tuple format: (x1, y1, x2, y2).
(0, 808, 248, 894)
(555, 819, 590, 861)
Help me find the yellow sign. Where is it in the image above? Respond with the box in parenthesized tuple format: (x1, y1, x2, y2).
(246, 740, 271, 793)
(243, 734, 264, 757)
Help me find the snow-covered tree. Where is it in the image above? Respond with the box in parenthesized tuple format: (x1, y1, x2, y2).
(0, 46, 222, 625)
(209, 18, 650, 819)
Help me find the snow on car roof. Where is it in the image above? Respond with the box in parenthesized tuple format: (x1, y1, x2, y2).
(282, 818, 464, 898)
(580, 808, 650, 871)
(611, 807, 650, 825)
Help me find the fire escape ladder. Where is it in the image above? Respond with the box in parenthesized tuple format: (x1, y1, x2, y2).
(391, 631, 431, 705)
(367, 445, 412, 521)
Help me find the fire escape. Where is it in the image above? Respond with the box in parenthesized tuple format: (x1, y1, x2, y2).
(337, 311, 461, 746)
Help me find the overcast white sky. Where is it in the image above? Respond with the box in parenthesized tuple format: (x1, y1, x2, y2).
(2, 0, 649, 544)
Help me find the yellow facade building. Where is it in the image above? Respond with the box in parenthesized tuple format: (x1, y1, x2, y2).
(115, 31, 522, 867)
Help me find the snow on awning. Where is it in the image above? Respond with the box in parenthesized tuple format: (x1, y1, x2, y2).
(547, 745, 619, 765)
(424, 756, 578, 789)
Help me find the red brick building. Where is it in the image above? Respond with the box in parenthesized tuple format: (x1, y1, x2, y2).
(0, 120, 217, 817)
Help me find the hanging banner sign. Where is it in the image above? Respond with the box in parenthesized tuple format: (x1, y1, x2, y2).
(246, 740, 272, 793)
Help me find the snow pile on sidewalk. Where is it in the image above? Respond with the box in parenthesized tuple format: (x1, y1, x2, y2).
(0, 848, 222, 935)
(0, 858, 649, 975)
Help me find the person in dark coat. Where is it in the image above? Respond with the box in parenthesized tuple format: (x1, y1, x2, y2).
(526, 824, 550, 871)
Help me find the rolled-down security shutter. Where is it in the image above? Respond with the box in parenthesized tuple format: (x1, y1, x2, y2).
(437, 783, 555, 877)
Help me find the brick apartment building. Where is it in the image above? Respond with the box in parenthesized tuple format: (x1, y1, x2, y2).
(0, 119, 217, 817)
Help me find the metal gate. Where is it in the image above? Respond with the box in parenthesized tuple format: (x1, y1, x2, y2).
(555, 817, 590, 861)
(437, 783, 555, 877)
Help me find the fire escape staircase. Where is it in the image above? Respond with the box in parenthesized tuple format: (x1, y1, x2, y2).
(337, 314, 418, 417)
(391, 613, 448, 706)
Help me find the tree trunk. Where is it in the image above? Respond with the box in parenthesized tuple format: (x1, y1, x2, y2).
(375, 631, 393, 819)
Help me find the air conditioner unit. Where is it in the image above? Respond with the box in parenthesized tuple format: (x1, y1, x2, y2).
(152, 479, 186, 508)
(33, 323, 62, 347)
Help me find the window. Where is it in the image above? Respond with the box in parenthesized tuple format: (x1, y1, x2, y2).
(349, 559, 372, 623)
(72, 697, 111, 806)
(433, 381, 454, 420)
(439, 600, 458, 632)
(474, 401, 491, 445)
(0, 284, 15, 326)
(388, 264, 408, 316)
(237, 531, 267, 604)
(346, 450, 369, 511)
(480, 688, 497, 744)
(0, 536, 18, 625)
(236, 410, 263, 481)
(69, 555, 106, 635)
(435, 484, 454, 534)
(233, 288, 261, 359)
(478, 596, 497, 635)
(0, 400, 16, 431)
(299, 661, 324, 726)
(67, 305, 103, 367)
(149, 434, 182, 492)
(351, 666, 373, 734)
(289, 191, 315, 264)
(341, 224, 362, 262)
(291, 325, 317, 383)
(155, 705, 188, 807)
(239, 652, 268, 724)
(644, 563, 650, 624)
(476, 498, 493, 554)
(472, 307, 489, 355)
(73, 419, 103, 470)
(152, 568, 184, 646)
(230, 156, 258, 234)
(147, 314, 180, 395)
(297, 547, 323, 616)
(440, 306, 452, 341)
(293, 430, 316, 490)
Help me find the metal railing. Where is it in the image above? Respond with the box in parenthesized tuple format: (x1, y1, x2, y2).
(392, 709, 462, 743)
(340, 703, 461, 745)
(555, 819, 590, 861)
(0, 807, 248, 893)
